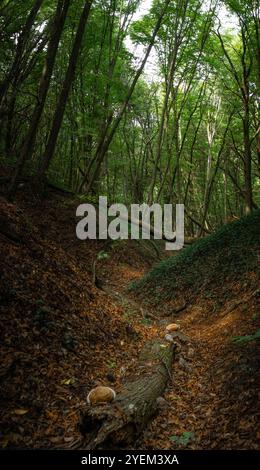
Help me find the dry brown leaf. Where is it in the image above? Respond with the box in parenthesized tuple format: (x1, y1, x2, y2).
(49, 436, 61, 443)
(64, 436, 74, 442)
(13, 409, 29, 416)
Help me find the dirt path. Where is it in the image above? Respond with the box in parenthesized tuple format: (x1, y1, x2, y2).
(102, 263, 260, 450)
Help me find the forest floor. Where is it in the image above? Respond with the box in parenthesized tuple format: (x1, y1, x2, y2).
(108, 267, 260, 450)
(0, 188, 259, 450)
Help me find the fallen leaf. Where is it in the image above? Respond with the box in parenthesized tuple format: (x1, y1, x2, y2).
(13, 409, 29, 415)
(49, 436, 61, 443)
(45, 410, 58, 420)
(61, 378, 74, 385)
(1, 437, 9, 449)
(64, 436, 74, 442)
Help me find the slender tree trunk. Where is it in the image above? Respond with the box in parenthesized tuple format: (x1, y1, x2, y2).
(148, 42, 178, 205)
(199, 110, 234, 235)
(8, 0, 70, 198)
(79, 0, 171, 194)
(37, 1, 93, 180)
(4, 95, 16, 157)
(243, 98, 253, 213)
(241, 25, 253, 214)
(0, 0, 44, 117)
(253, 7, 260, 90)
(184, 112, 203, 205)
(217, 25, 253, 215)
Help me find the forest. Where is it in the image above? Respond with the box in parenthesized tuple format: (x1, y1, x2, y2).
(0, 0, 259, 457)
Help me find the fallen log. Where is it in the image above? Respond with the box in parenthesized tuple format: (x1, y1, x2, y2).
(79, 339, 175, 449)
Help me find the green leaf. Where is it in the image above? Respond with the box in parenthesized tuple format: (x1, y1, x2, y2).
(170, 431, 194, 447)
(232, 330, 260, 345)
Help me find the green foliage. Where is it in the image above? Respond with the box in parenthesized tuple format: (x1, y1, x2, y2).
(170, 431, 194, 447)
(130, 210, 260, 305)
(107, 360, 117, 369)
(0, 0, 259, 230)
(232, 330, 260, 345)
(140, 317, 151, 326)
(97, 250, 110, 262)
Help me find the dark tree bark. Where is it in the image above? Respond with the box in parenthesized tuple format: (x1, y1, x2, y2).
(37, 0, 93, 180)
(80, 339, 175, 449)
(8, 0, 70, 198)
(241, 25, 253, 214)
(199, 109, 234, 236)
(79, 0, 171, 194)
(217, 25, 253, 214)
(0, 0, 44, 117)
(219, 165, 258, 210)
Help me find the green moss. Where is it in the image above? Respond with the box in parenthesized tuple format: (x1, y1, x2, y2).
(130, 210, 260, 305)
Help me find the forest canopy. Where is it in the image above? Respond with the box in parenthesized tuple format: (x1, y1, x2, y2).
(0, 0, 259, 236)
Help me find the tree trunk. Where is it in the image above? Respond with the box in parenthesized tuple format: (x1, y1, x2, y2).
(79, 0, 171, 194)
(241, 23, 253, 214)
(199, 109, 234, 235)
(79, 339, 175, 449)
(243, 99, 253, 214)
(8, 0, 70, 198)
(37, 0, 93, 180)
(0, 0, 44, 117)
(148, 41, 178, 205)
(217, 26, 253, 215)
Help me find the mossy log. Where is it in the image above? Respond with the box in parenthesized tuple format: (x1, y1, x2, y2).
(79, 339, 175, 449)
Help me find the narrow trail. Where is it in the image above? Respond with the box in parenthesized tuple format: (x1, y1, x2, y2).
(100, 265, 203, 449)
(101, 262, 260, 450)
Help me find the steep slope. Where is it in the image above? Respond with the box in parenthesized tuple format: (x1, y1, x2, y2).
(130, 211, 260, 315)
(0, 196, 153, 449)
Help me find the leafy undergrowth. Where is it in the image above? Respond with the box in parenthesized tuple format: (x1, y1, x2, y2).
(130, 211, 260, 315)
(0, 195, 158, 449)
